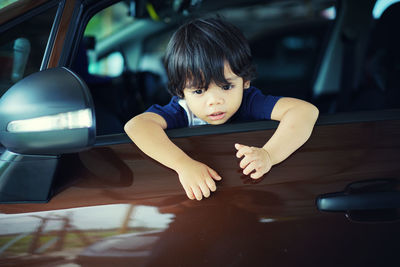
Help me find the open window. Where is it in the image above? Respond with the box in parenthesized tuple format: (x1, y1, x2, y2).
(69, 0, 400, 138)
(73, 0, 400, 138)
(71, 0, 337, 137)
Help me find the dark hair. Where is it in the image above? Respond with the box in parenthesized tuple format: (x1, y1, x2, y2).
(164, 17, 256, 98)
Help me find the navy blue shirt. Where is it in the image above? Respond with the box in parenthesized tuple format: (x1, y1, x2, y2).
(146, 86, 281, 129)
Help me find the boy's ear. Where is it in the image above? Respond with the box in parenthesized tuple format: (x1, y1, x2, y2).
(244, 80, 250, 89)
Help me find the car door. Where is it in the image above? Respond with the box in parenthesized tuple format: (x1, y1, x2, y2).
(0, 0, 399, 266)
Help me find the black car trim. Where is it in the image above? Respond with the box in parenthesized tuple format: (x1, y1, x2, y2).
(94, 109, 400, 147)
(60, 0, 120, 67)
(57, 0, 85, 67)
(41, 0, 66, 70)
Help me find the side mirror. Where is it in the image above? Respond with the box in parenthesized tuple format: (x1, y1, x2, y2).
(0, 67, 96, 203)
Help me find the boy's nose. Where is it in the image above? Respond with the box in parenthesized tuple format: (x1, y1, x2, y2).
(206, 88, 224, 106)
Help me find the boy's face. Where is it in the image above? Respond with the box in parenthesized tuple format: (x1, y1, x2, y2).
(183, 63, 250, 125)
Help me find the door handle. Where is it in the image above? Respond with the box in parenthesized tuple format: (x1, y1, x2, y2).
(316, 179, 400, 222)
(316, 191, 400, 211)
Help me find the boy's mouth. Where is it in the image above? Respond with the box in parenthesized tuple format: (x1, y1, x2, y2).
(208, 112, 226, 121)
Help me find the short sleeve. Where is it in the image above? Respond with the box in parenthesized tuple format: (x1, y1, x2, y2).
(233, 87, 281, 121)
(146, 97, 188, 129)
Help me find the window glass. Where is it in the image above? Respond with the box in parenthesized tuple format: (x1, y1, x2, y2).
(0, 5, 58, 97)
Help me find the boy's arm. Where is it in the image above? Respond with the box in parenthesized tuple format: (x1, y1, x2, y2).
(235, 97, 319, 178)
(124, 112, 221, 200)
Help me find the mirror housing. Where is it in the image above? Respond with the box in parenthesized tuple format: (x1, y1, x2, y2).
(0, 67, 95, 154)
(0, 67, 96, 202)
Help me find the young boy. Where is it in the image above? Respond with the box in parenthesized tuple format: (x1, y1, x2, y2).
(124, 18, 319, 201)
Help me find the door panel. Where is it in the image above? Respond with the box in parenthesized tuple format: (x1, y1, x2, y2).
(0, 119, 399, 266)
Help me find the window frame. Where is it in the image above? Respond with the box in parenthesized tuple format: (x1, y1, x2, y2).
(94, 108, 400, 146)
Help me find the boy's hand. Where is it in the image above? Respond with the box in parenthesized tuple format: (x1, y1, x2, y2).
(235, 143, 272, 179)
(176, 159, 222, 200)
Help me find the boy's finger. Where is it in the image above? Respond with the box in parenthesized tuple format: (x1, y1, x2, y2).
(250, 170, 264, 179)
(199, 182, 211, 198)
(208, 167, 222, 181)
(192, 186, 203, 201)
(236, 145, 252, 158)
(184, 187, 195, 200)
(243, 162, 257, 175)
(239, 156, 252, 169)
(206, 177, 217, 192)
(235, 143, 244, 150)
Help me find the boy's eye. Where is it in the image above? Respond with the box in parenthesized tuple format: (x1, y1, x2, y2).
(193, 89, 204, 95)
(222, 84, 233, 90)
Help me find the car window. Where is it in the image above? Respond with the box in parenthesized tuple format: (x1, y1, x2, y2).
(0, 4, 58, 97)
(72, 0, 337, 136)
(71, 0, 400, 138)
